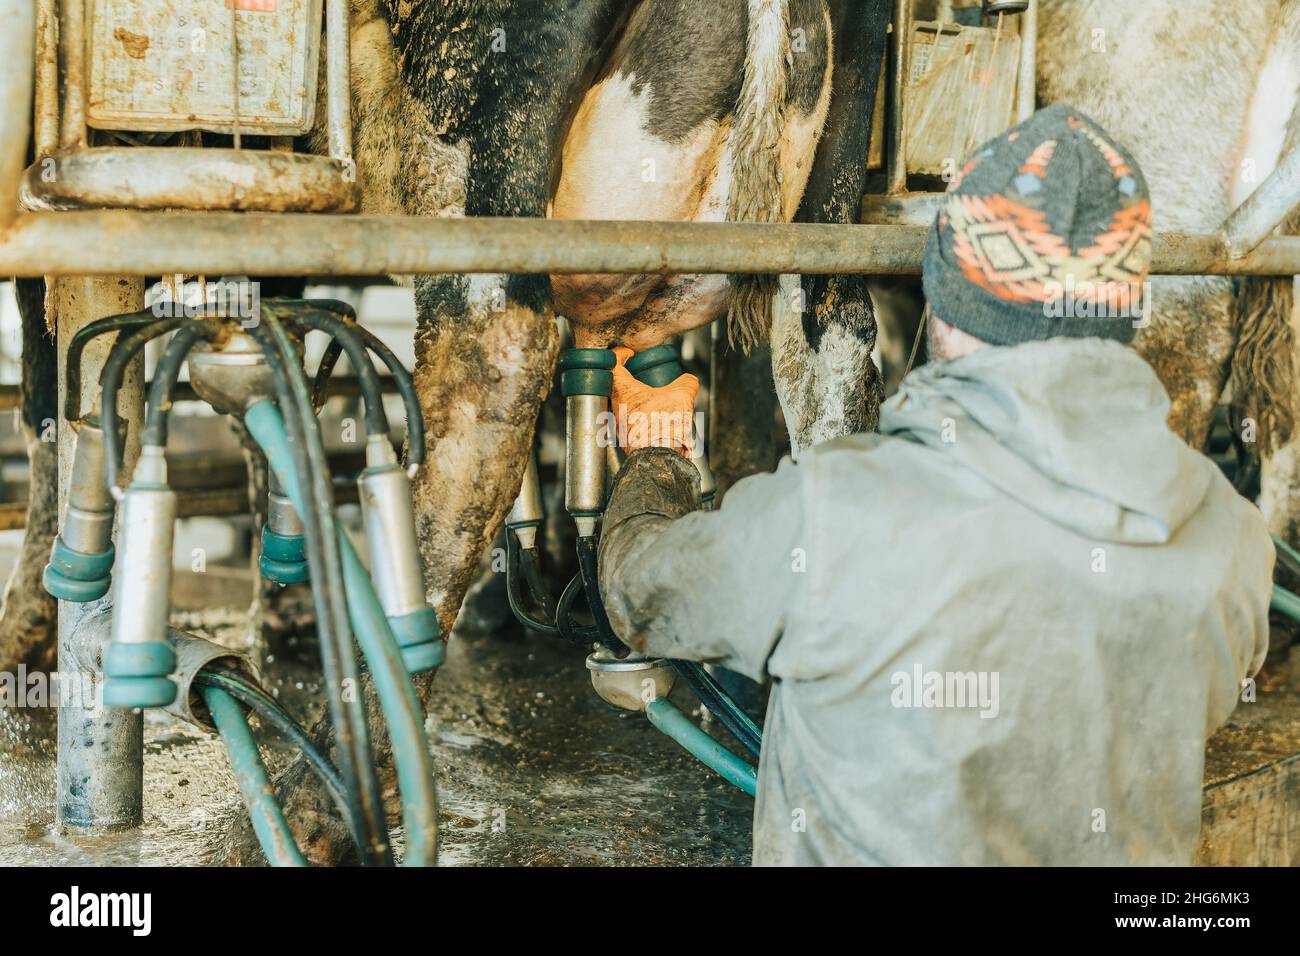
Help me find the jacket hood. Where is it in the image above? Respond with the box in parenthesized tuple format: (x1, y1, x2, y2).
(881, 338, 1214, 544)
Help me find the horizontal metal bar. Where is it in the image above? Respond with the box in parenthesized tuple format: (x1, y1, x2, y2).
(0, 212, 1296, 277)
(23, 148, 358, 213)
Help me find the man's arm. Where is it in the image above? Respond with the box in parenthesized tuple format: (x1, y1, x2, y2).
(598, 447, 807, 682)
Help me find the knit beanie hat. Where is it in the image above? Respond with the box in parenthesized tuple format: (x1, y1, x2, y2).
(922, 103, 1152, 346)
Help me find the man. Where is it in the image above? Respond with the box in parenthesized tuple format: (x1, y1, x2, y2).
(598, 104, 1273, 865)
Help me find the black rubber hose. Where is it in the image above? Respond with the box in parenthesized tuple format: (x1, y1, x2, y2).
(100, 317, 186, 491)
(505, 528, 561, 635)
(672, 661, 763, 759)
(193, 668, 364, 850)
(312, 339, 345, 413)
(140, 319, 224, 449)
(64, 310, 159, 422)
(285, 301, 426, 466)
(556, 572, 601, 646)
(285, 313, 390, 441)
(575, 535, 630, 656)
(248, 309, 393, 867)
(519, 548, 556, 619)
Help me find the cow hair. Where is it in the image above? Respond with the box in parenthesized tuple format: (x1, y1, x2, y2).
(726, 0, 792, 353)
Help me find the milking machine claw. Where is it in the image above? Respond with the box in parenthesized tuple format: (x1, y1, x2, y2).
(44, 295, 443, 866)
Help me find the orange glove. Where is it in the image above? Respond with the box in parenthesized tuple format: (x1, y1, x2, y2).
(611, 346, 700, 457)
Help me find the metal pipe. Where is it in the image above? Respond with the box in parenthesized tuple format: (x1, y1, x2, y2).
(1, 212, 1298, 276)
(1016, 0, 1037, 122)
(21, 147, 359, 213)
(325, 0, 353, 162)
(0, 0, 35, 227)
(1221, 143, 1300, 259)
(56, 606, 143, 832)
(58, 0, 87, 150)
(886, 0, 912, 195)
(34, 0, 59, 160)
(55, 275, 146, 834)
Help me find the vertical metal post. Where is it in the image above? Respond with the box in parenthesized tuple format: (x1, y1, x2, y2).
(58, 0, 88, 150)
(35, 0, 60, 161)
(55, 275, 147, 833)
(886, 0, 912, 195)
(1016, 0, 1038, 122)
(0, 0, 35, 227)
(325, 0, 353, 162)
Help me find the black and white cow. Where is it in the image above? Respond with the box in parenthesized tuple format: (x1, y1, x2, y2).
(332, 0, 888, 642)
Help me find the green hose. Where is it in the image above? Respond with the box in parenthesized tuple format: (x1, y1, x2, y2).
(1273, 584, 1300, 624)
(1274, 533, 1300, 573)
(244, 400, 439, 866)
(645, 698, 758, 797)
(202, 685, 308, 867)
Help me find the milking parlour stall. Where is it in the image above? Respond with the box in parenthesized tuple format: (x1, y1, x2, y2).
(0, 0, 1297, 936)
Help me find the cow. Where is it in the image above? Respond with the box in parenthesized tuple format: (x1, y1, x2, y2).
(1036, 0, 1300, 566)
(211, 0, 893, 863)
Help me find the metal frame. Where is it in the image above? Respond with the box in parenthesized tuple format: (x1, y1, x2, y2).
(26, 0, 357, 213)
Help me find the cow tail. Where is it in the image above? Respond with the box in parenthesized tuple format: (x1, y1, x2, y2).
(726, 0, 792, 353)
(1230, 273, 1297, 459)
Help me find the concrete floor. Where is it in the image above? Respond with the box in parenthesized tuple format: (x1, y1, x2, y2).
(0, 560, 755, 866)
(6, 551, 1300, 864)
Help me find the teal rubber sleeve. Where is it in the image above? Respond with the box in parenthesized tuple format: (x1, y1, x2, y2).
(245, 400, 438, 867)
(259, 553, 310, 585)
(1273, 584, 1300, 625)
(625, 344, 684, 388)
(202, 685, 308, 867)
(43, 565, 111, 603)
(47, 536, 116, 579)
(559, 348, 616, 397)
(43, 537, 114, 602)
(645, 698, 758, 797)
(102, 641, 177, 709)
(387, 606, 445, 673)
(261, 526, 306, 563)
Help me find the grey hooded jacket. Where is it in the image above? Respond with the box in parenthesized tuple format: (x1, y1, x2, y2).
(599, 337, 1272, 866)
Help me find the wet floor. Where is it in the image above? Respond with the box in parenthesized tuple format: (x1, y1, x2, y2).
(0, 603, 755, 866)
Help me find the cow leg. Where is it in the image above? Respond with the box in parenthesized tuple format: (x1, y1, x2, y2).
(772, 0, 890, 455)
(0, 278, 58, 673)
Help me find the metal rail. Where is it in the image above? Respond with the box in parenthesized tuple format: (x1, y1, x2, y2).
(0, 212, 1296, 277)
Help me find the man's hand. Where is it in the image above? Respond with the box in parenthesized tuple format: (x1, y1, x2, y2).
(611, 346, 700, 457)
